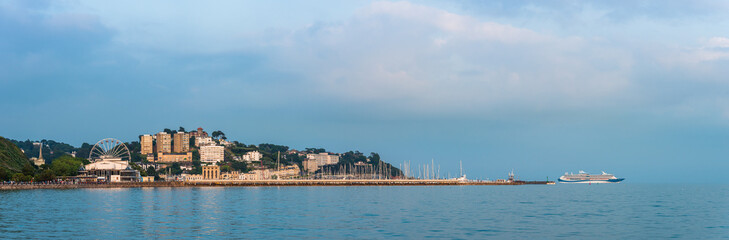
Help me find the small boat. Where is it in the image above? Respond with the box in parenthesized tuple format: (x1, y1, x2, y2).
(558, 171, 624, 183)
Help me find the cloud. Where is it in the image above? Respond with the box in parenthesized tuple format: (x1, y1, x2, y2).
(706, 37, 729, 49)
(3, 0, 729, 123)
(457, 0, 729, 23)
(261, 1, 633, 114)
(695, 37, 729, 62)
(653, 36, 729, 76)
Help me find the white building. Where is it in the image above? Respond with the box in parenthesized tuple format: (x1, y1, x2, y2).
(79, 159, 140, 182)
(306, 153, 340, 166)
(219, 139, 234, 147)
(195, 137, 215, 147)
(200, 145, 224, 164)
(242, 151, 262, 162)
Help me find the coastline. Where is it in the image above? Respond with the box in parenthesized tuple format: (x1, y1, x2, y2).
(0, 179, 554, 190)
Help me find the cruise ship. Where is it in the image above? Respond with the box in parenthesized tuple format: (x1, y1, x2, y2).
(558, 171, 624, 183)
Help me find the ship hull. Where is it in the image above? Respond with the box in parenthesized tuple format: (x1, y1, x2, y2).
(558, 178, 624, 184)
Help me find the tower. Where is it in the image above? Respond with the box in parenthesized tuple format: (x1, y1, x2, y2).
(33, 142, 45, 166)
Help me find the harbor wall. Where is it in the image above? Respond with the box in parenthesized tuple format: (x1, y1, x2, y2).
(0, 180, 553, 190)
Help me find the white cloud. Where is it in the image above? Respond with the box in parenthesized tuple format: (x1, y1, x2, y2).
(706, 37, 729, 48)
(19, 0, 729, 120)
(655, 36, 729, 77)
(265, 1, 633, 113)
(695, 37, 729, 62)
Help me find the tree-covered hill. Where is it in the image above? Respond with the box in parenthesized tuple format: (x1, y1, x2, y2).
(0, 136, 32, 172)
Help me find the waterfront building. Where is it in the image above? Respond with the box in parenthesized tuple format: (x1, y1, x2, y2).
(271, 165, 301, 179)
(78, 159, 140, 182)
(156, 132, 172, 153)
(196, 137, 215, 147)
(221, 171, 241, 180)
(238, 169, 270, 180)
(303, 160, 318, 173)
(182, 173, 203, 181)
(242, 151, 262, 162)
(157, 152, 193, 163)
(200, 145, 224, 164)
(173, 132, 190, 152)
(140, 135, 154, 154)
(306, 153, 340, 166)
(202, 165, 220, 179)
(141, 176, 154, 182)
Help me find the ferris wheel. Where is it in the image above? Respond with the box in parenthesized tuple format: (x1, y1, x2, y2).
(88, 138, 131, 162)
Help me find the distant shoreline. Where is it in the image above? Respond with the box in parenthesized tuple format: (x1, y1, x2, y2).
(0, 179, 554, 190)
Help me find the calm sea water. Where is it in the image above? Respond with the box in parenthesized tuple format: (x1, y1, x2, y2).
(0, 184, 727, 239)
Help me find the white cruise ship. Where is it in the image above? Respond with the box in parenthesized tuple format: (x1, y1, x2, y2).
(558, 171, 624, 183)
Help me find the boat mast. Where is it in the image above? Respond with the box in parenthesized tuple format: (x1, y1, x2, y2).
(460, 160, 463, 177)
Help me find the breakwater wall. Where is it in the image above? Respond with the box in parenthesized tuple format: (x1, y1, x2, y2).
(1, 179, 553, 190)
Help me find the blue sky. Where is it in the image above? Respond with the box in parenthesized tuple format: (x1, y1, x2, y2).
(2, 0, 729, 183)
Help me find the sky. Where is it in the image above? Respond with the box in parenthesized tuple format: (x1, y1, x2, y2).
(2, 0, 729, 183)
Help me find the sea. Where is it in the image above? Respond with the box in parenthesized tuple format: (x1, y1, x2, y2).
(0, 184, 727, 239)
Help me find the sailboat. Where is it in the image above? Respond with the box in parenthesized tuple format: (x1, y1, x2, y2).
(455, 160, 467, 182)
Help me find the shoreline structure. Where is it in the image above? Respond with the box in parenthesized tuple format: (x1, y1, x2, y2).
(1, 179, 554, 190)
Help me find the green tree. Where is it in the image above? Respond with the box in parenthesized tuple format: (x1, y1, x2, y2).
(11, 173, 24, 182)
(231, 161, 249, 173)
(178, 126, 186, 133)
(130, 162, 145, 176)
(51, 155, 84, 176)
(0, 167, 10, 181)
(305, 148, 326, 154)
(191, 158, 202, 174)
(35, 169, 55, 182)
(131, 153, 146, 163)
(224, 149, 234, 162)
(76, 143, 93, 160)
(147, 166, 158, 178)
(126, 141, 141, 153)
(192, 150, 200, 161)
(22, 162, 35, 176)
(170, 163, 183, 175)
(369, 152, 381, 164)
(211, 130, 225, 139)
(259, 143, 289, 154)
(12, 173, 31, 182)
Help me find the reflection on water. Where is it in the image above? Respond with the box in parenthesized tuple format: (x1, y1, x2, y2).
(1, 184, 728, 239)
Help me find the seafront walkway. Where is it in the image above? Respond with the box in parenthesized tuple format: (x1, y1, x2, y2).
(0, 179, 553, 190)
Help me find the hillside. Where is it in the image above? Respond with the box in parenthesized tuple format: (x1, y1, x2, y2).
(0, 136, 31, 172)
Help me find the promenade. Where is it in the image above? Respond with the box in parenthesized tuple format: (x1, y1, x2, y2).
(0, 179, 553, 190)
